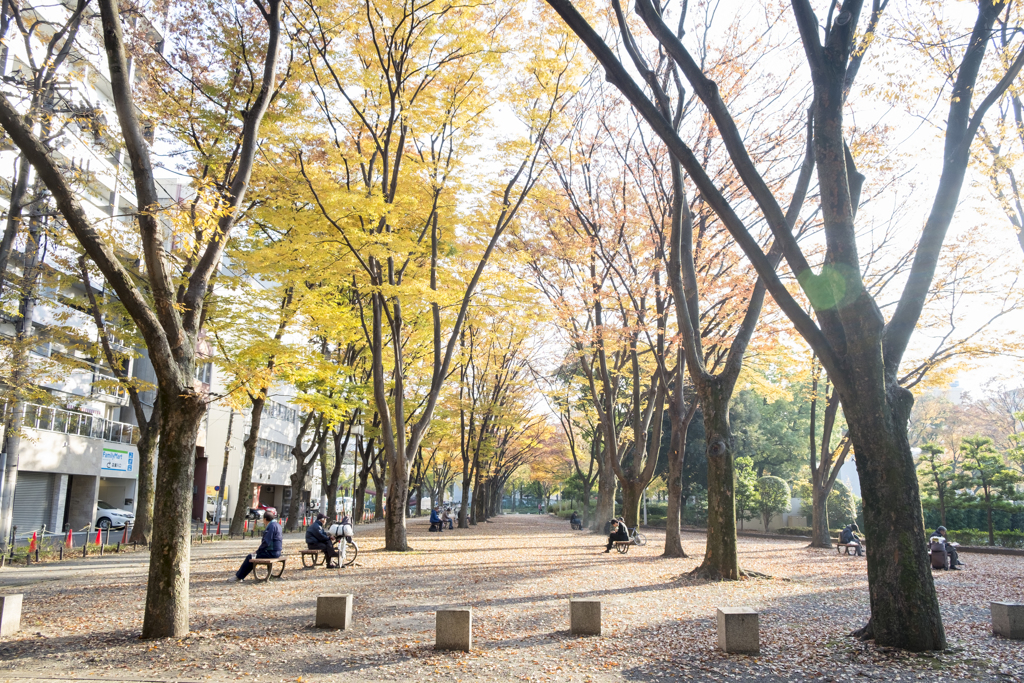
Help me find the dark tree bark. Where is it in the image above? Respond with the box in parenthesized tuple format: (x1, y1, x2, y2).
(807, 359, 853, 548)
(286, 412, 328, 531)
(0, 0, 281, 637)
(664, 360, 698, 558)
(230, 395, 265, 535)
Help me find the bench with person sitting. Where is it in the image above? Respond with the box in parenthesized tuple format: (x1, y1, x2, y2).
(232, 511, 284, 582)
(570, 511, 583, 531)
(604, 519, 630, 553)
(930, 526, 963, 570)
(837, 523, 864, 556)
(303, 513, 340, 568)
(429, 506, 444, 532)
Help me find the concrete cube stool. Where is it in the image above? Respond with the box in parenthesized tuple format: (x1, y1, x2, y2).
(570, 599, 602, 636)
(316, 594, 353, 630)
(991, 602, 1024, 640)
(435, 607, 472, 651)
(0, 594, 22, 637)
(716, 606, 759, 654)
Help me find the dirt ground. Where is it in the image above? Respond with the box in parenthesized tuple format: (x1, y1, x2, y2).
(0, 514, 1020, 682)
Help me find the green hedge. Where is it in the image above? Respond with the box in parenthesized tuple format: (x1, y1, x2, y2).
(943, 528, 1024, 548)
(772, 526, 844, 537)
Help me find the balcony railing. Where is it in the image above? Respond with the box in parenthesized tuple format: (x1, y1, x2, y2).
(23, 403, 139, 445)
(90, 371, 130, 404)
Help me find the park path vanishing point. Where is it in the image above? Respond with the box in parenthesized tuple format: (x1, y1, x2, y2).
(0, 514, 1020, 682)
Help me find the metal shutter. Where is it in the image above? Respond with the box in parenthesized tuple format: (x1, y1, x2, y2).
(12, 471, 54, 535)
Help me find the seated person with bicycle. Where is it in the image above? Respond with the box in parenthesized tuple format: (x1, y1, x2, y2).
(306, 513, 340, 568)
(604, 519, 629, 553)
(570, 511, 582, 530)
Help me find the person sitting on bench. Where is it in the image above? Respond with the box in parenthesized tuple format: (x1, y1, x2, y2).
(233, 511, 282, 581)
(570, 511, 582, 530)
(430, 506, 443, 532)
(839, 523, 863, 556)
(934, 526, 962, 570)
(441, 507, 454, 530)
(305, 513, 339, 568)
(604, 519, 629, 553)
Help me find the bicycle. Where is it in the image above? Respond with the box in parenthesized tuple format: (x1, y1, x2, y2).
(628, 527, 647, 546)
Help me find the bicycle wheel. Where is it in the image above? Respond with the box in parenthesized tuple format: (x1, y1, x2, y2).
(633, 532, 647, 546)
(344, 540, 358, 566)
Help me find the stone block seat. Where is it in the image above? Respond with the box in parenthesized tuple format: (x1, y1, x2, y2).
(992, 602, 1024, 640)
(716, 606, 759, 654)
(569, 599, 601, 635)
(436, 607, 472, 651)
(0, 595, 22, 637)
(316, 594, 353, 629)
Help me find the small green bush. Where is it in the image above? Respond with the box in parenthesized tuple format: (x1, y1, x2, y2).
(827, 480, 857, 528)
(943, 528, 1024, 548)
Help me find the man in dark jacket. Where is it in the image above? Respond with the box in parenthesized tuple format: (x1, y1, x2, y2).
(234, 511, 283, 581)
(429, 506, 443, 532)
(604, 519, 630, 552)
(934, 526, 962, 570)
(839, 523, 863, 556)
(305, 513, 339, 568)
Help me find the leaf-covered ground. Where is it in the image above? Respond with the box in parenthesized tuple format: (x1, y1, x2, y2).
(0, 514, 1020, 682)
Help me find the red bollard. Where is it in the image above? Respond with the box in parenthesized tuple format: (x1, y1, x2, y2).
(244, 519, 249, 533)
(94, 528, 101, 546)
(121, 525, 129, 544)
(65, 528, 73, 549)
(29, 532, 37, 553)
(216, 519, 222, 536)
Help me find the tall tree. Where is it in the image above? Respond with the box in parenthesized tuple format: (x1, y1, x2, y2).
(542, 0, 1024, 649)
(294, 0, 573, 549)
(0, 0, 281, 637)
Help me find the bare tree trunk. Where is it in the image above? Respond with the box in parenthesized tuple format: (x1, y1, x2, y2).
(130, 408, 160, 544)
(593, 446, 615, 531)
(458, 465, 472, 528)
(810, 488, 830, 547)
(229, 397, 265, 535)
(665, 379, 697, 557)
(141, 388, 205, 638)
(845, 387, 945, 649)
(692, 382, 739, 580)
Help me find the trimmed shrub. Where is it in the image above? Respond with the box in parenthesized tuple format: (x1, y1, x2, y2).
(827, 480, 856, 529)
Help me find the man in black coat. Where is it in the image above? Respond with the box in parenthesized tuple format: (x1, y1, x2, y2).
(234, 511, 283, 581)
(604, 519, 629, 552)
(934, 526, 962, 570)
(306, 513, 340, 568)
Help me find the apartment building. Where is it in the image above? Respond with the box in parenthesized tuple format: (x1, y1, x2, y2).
(198, 382, 303, 525)
(0, 1, 183, 539)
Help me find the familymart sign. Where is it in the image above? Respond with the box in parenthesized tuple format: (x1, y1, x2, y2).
(101, 447, 135, 474)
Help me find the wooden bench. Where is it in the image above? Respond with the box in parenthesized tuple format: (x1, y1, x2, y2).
(837, 543, 863, 556)
(250, 557, 286, 581)
(613, 540, 635, 554)
(300, 549, 326, 569)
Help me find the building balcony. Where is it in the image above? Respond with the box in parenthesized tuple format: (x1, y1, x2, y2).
(22, 403, 139, 445)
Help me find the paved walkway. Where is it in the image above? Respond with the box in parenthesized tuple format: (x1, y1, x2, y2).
(0, 515, 1019, 682)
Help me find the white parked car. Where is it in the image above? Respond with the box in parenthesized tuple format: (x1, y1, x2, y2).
(95, 501, 134, 529)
